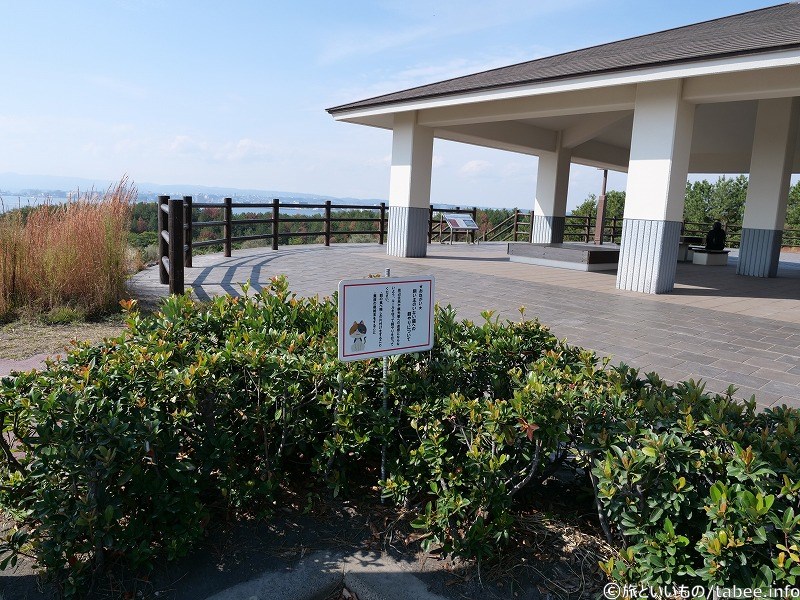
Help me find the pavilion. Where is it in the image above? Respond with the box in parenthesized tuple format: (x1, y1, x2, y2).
(327, 3, 800, 294)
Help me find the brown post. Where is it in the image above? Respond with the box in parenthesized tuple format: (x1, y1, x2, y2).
(223, 197, 232, 257)
(158, 195, 169, 284)
(529, 210, 534, 243)
(428, 205, 434, 243)
(168, 198, 184, 295)
(324, 200, 332, 246)
(183, 196, 193, 268)
(470, 207, 477, 244)
(513, 208, 519, 242)
(379, 202, 386, 245)
(593, 169, 608, 245)
(272, 198, 279, 250)
(612, 216, 619, 243)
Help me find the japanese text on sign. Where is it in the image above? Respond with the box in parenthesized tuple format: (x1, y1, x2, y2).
(338, 276, 435, 362)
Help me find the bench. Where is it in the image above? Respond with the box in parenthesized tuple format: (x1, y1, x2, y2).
(691, 247, 729, 266)
(678, 236, 703, 262)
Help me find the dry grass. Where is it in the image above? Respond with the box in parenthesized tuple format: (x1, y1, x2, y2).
(0, 178, 134, 321)
(0, 318, 126, 360)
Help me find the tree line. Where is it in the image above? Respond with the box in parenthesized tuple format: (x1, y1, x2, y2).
(571, 175, 800, 229)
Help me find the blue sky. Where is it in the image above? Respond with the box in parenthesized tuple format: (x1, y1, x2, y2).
(0, 0, 787, 209)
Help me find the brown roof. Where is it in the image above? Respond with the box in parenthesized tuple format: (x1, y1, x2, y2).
(328, 3, 800, 114)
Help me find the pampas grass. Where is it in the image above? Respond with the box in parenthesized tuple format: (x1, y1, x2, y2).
(0, 177, 134, 321)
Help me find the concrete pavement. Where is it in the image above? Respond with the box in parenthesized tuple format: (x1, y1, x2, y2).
(129, 242, 800, 410)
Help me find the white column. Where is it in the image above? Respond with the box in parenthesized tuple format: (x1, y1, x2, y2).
(617, 80, 695, 294)
(387, 111, 434, 258)
(531, 137, 571, 244)
(738, 98, 799, 277)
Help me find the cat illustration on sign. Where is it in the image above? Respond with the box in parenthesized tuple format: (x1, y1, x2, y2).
(349, 321, 367, 352)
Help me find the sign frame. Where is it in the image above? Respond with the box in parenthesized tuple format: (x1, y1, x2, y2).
(443, 213, 479, 231)
(338, 275, 435, 362)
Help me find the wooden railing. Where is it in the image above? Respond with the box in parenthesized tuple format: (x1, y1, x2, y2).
(481, 209, 532, 242)
(158, 195, 184, 295)
(185, 198, 388, 261)
(564, 215, 622, 244)
(156, 198, 800, 293)
(480, 211, 622, 244)
(158, 196, 389, 292)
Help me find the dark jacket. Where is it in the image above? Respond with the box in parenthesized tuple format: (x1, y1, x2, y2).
(706, 223, 726, 251)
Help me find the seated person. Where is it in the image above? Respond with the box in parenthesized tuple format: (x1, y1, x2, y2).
(705, 221, 726, 251)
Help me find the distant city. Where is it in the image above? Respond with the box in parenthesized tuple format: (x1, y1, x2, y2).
(0, 172, 475, 212)
(0, 172, 388, 212)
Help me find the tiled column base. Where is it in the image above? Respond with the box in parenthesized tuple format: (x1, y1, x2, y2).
(737, 228, 782, 278)
(530, 215, 565, 244)
(616, 219, 681, 294)
(387, 206, 428, 257)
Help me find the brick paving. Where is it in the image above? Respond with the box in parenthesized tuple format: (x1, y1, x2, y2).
(125, 242, 800, 410)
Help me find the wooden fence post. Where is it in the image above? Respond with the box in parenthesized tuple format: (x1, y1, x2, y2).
(470, 207, 477, 244)
(513, 208, 519, 242)
(428, 206, 434, 243)
(529, 210, 534, 243)
(379, 202, 386, 245)
(585, 216, 591, 243)
(272, 198, 279, 250)
(158, 195, 169, 284)
(168, 198, 184, 295)
(324, 200, 332, 246)
(223, 197, 232, 257)
(183, 195, 193, 268)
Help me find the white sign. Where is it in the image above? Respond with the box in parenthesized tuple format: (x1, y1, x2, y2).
(338, 276, 435, 362)
(443, 214, 479, 230)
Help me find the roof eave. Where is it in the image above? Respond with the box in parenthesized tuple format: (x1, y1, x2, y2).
(328, 45, 800, 120)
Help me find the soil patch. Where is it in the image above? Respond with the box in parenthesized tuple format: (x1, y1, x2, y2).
(0, 318, 126, 360)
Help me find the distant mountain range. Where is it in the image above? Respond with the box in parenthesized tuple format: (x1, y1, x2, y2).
(0, 172, 386, 207)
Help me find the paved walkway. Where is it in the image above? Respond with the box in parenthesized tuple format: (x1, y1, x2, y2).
(127, 242, 800, 410)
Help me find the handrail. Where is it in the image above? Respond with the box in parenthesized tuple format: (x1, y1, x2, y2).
(157, 195, 184, 294)
(155, 197, 800, 294)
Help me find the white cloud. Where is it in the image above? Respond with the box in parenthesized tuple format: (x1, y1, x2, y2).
(501, 162, 532, 178)
(460, 159, 492, 176)
(320, 0, 593, 65)
(366, 154, 392, 167)
(328, 51, 549, 107)
(167, 135, 209, 156)
(319, 25, 435, 65)
(163, 136, 273, 164)
(214, 138, 273, 163)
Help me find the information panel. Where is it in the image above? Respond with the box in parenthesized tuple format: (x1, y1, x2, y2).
(338, 276, 435, 362)
(444, 214, 479, 230)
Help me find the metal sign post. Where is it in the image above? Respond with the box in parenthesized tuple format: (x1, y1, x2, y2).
(593, 169, 608, 245)
(338, 271, 435, 501)
(381, 269, 390, 490)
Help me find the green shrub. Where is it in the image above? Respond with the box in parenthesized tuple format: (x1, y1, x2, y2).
(592, 375, 800, 588)
(40, 305, 86, 324)
(0, 277, 798, 597)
